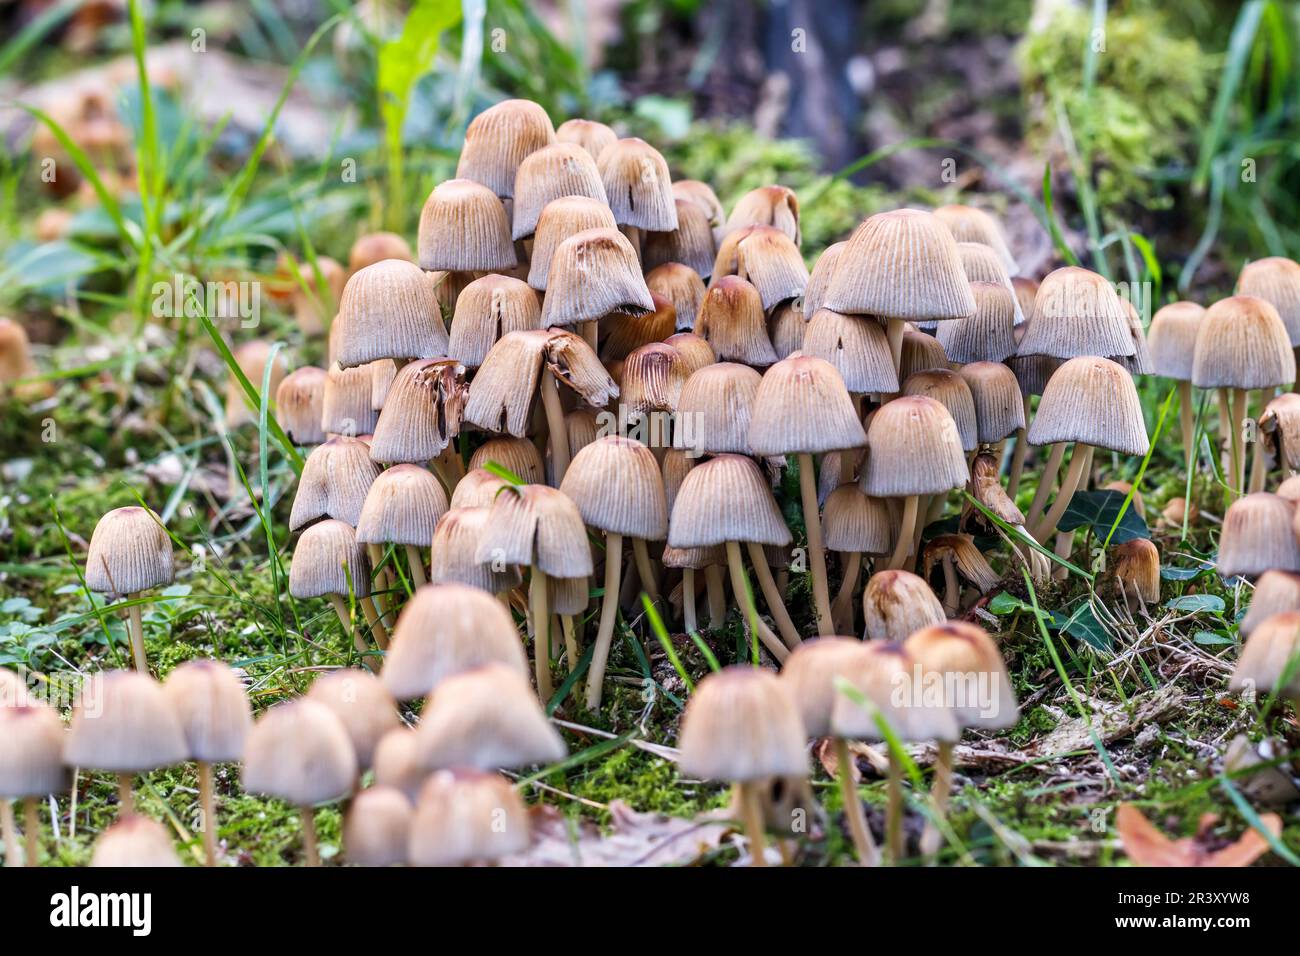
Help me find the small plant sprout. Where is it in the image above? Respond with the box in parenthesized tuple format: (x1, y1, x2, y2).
(84, 506, 174, 673)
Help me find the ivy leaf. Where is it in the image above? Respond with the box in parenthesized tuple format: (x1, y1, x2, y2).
(988, 591, 1034, 615)
(1164, 594, 1226, 614)
(1193, 630, 1236, 646)
(1160, 562, 1213, 581)
(1061, 601, 1112, 651)
(1057, 490, 1151, 544)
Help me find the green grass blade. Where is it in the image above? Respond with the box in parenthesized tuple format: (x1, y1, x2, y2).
(1102, 385, 1175, 549)
(1194, 1, 1268, 194)
(642, 593, 693, 693)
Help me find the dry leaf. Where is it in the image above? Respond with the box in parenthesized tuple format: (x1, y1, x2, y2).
(1117, 803, 1281, 867)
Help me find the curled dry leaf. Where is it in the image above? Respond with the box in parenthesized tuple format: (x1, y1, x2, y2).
(1117, 804, 1281, 867)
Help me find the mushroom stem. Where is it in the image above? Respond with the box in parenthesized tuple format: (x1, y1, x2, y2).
(0, 800, 16, 867)
(118, 773, 135, 816)
(1007, 395, 1033, 497)
(299, 806, 320, 867)
(725, 541, 789, 663)
(920, 739, 954, 860)
(404, 545, 427, 589)
(1024, 442, 1066, 531)
(886, 757, 904, 864)
(736, 781, 767, 867)
(798, 452, 835, 635)
(530, 568, 554, 701)
(704, 565, 726, 627)
(23, 797, 39, 867)
(126, 594, 148, 673)
(888, 495, 919, 571)
(631, 537, 661, 604)
(1178, 380, 1196, 475)
(1230, 387, 1249, 495)
(540, 368, 570, 486)
(745, 541, 803, 648)
(561, 614, 579, 675)
(198, 760, 218, 867)
(682, 567, 698, 633)
(328, 594, 367, 656)
(584, 532, 623, 711)
(359, 596, 390, 649)
(579, 320, 599, 351)
(1034, 443, 1089, 542)
(940, 554, 960, 617)
(831, 551, 862, 634)
(835, 736, 878, 866)
(886, 318, 905, 376)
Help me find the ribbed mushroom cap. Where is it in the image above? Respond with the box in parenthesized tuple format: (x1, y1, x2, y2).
(904, 621, 1019, 730)
(648, 263, 708, 331)
(803, 309, 898, 394)
(1017, 267, 1134, 359)
(555, 117, 617, 158)
(1011, 277, 1038, 318)
(935, 204, 1017, 274)
(356, 464, 448, 547)
(369, 359, 467, 463)
(418, 178, 517, 272)
(769, 301, 805, 360)
(449, 274, 542, 368)
(1, 669, 31, 708)
(539, 227, 654, 329)
(1259, 393, 1300, 472)
(276, 365, 327, 445)
(1115, 298, 1155, 375)
(408, 768, 530, 865)
(803, 241, 847, 319)
(712, 225, 809, 311)
(675, 362, 761, 455)
(161, 660, 251, 764)
(677, 666, 807, 781)
(1244, 573, 1300, 637)
(1279, 476, 1300, 503)
(511, 144, 608, 240)
(643, 200, 717, 278)
(1006, 352, 1058, 399)
(336, 259, 448, 367)
(695, 276, 778, 367)
(548, 575, 588, 615)
(1217, 493, 1300, 579)
(372, 358, 398, 412)
(822, 485, 894, 554)
(1230, 610, 1300, 698)
(0, 317, 38, 384)
(566, 408, 602, 459)
(958, 361, 1025, 444)
(414, 663, 566, 770)
(749, 354, 867, 455)
(343, 785, 412, 866)
(85, 506, 173, 595)
(560, 436, 668, 539)
(861, 570, 946, 642)
(596, 138, 677, 231)
(1147, 301, 1205, 381)
(672, 179, 726, 237)
(1028, 356, 1149, 455)
(956, 242, 1025, 326)
(830, 641, 960, 742)
(600, 294, 677, 362)
(243, 699, 357, 805)
(1112, 538, 1161, 606)
(456, 98, 556, 199)
(373, 728, 424, 802)
(225, 340, 287, 429)
(290, 436, 381, 530)
(667, 454, 792, 548)
(476, 484, 594, 577)
(429, 506, 524, 594)
(824, 209, 976, 322)
(65, 671, 188, 772)
(902, 369, 979, 452)
(859, 396, 969, 497)
(1237, 256, 1300, 346)
(289, 519, 370, 599)
(90, 816, 182, 867)
(348, 231, 413, 273)
(899, 329, 950, 380)
(779, 637, 867, 739)
(305, 669, 400, 769)
(1191, 295, 1296, 389)
(938, 281, 1018, 364)
(725, 185, 801, 245)
(663, 331, 715, 375)
(923, 534, 1000, 594)
(468, 436, 545, 485)
(527, 196, 618, 291)
(661, 543, 726, 569)
(0, 699, 66, 798)
(662, 448, 694, 515)
(619, 342, 689, 417)
(322, 362, 380, 436)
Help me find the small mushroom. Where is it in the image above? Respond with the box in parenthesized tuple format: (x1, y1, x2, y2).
(408, 769, 530, 866)
(456, 98, 556, 200)
(289, 519, 387, 657)
(90, 816, 182, 867)
(343, 785, 412, 867)
(861, 569, 945, 642)
(84, 506, 174, 673)
(647, 262, 708, 329)
(0, 697, 65, 866)
(356, 464, 449, 589)
(305, 669, 400, 770)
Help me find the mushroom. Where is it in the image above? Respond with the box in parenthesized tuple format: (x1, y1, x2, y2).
(861, 569, 945, 642)
(600, 295, 678, 361)
(1240, 570, 1300, 637)
(662, 544, 726, 633)
(1111, 538, 1160, 610)
(289, 519, 387, 656)
(1237, 256, 1300, 386)
(1257, 393, 1300, 491)
(1230, 610, 1300, 715)
(0, 697, 65, 866)
(955, 242, 1026, 326)
(802, 240, 847, 319)
(1115, 298, 1155, 375)
(1016, 266, 1135, 362)
(902, 368, 979, 455)
(921, 534, 999, 616)
(1103, 480, 1145, 518)
(468, 437, 545, 485)
(526, 196, 619, 291)
(322, 362, 380, 437)
(291, 256, 346, 337)
(335, 259, 449, 368)
(368, 358, 468, 495)
(448, 274, 543, 369)
(343, 785, 412, 867)
(289, 436, 380, 530)
(84, 506, 173, 673)
(456, 98, 556, 199)
(647, 263, 709, 330)
(511, 143, 608, 240)
(347, 231, 413, 274)
(1218, 493, 1300, 579)
(724, 185, 800, 245)
(958, 361, 1027, 453)
(565, 408, 602, 459)
(672, 179, 726, 243)
(933, 203, 1017, 274)
(555, 117, 617, 158)
(305, 669, 400, 770)
(823, 485, 894, 633)
(223, 340, 287, 429)
(428, 507, 523, 596)
(539, 227, 654, 350)
(90, 816, 182, 867)
(694, 276, 779, 368)
(937, 281, 1018, 364)
(768, 301, 806, 360)
(596, 137, 678, 249)
(643, 200, 717, 278)
(357, 464, 449, 588)
(408, 769, 530, 866)
(275, 365, 327, 446)
(710, 225, 808, 312)
(373, 727, 425, 802)
(675, 361, 762, 457)
(899, 328, 952, 382)
(0, 318, 40, 396)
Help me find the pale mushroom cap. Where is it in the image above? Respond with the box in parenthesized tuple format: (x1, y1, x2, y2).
(672, 179, 726, 233)
(662, 448, 694, 515)
(0, 317, 37, 383)
(938, 280, 1018, 364)
(549, 574, 590, 615)
(449, 273, 543, 367)
(647, 263, 709, 331)
(290, 436, 381, 531)
(903, 622, 1019, 729)
(802, 308, 898, 394)
(90, 816, 182, 867)
(1016, 266, 1134, 359)
(468, 436, 545, 485)
(955, 242, 1025, 326)
(242, 699, 358, 805)
(667, 453, 792, 549)
(161, 660, 251, 764)
(1191, 295, 1296, 389)
(602, 301, 679, 364)
(356, 463, 449, 547)
(336, 259, 449, 367)
(304, 669, 400, 770)
(803, 240, 847, 318)
(675, 362, 762, 455)
(677, 666, 808, 781)
(538, 227, 655, 328)
(901, 368, 979, 452)
(899, 328, 951, 380)
(1240, 570, 1300, 637)
(1028, 356, 1150, 455)
(347, 231, 413, 273)
(1278, 475, 1300, 504)
(369, 358, 467, 464)
(429, 506, 524, 595)
(476, 484, 594, 578)
(859, 395, 969, 497)
(694, 275, 778, 367)
(934, 203, 1017, 274)
(276, 365, 328, 446)
(408, 769, 530, 865)
(725, 184, 801, 245)
(451, 468, 511, 510)
(0, 699, 66, 798)
(85, 506, 173, 595)
(1230, 610, 1300, 697)
(288, 519, 370, 599)
(527, 196, 619, 291)
(343, 785, 412, 866)
(780, 637, 869, 739)
(748, 354, 867, 455)
(958, 361, 1026, 443)
(596, 137, 677, 231)
(373, 727, 425, 802)
(830, 641, 960, 742)
(712, 225, 809, 311)
(555, 117, 617, 158)
(661, 543, 726, 569)
(456, 98, 556, 198)
(566, 408, 602, 459)
(1006, 352, 1059, 398)
(511, 144, 609, 241)
(643, 199, 717, 278)
(65, 671, 188, 772)
(321, 362, 380, 436)
(769, 301, 806, 360)
(822, 485, 894, 554)
(1218, 493, 1300, 579)
(1115, 298, 1155, 375)
(461, 329, 547, 437)
(559, 436, 668, 539)
(861, 570, 946, 642)
(1237, 256, 1300, 346)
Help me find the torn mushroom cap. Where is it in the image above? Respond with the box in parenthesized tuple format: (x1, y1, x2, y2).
(0, 317, 38, 384)
(276, 365, 327, 445)
(824, 208, 975, 322)
(663, 331, 715, 375)
(678, 666, 807, 781)
(725, 184, 801, 245)
(1237, 256, 1300, 346)
(958, 361, 1026, 444)
(0, 698, 67, 798)
(224, 340, 287, 429)
(428, 506, 523, 595)
(619, 342, 689, 418)
(1017, 267, 1135, 360)
(373, 728, 424, 802)
(769, 301, 805, 359)
(64, 671, 188, 772)
(667, 453, 792, 549)
(408, 769, 530, 866)
(672, 179, 726, 237)
(675, 362, 762, 455)
(780, 637, 869, 739)
(938, 281, 1018, 364)
(859, 395, 969, 498)
(711, 225, 809, 311)
(749, 354, 867, 456)
(1192, 295, 1296, 390)
(1230, 610, 1300, 699)
(344, 785, 412, 866)
(85, 506, 173, 595)
(968, 452, 1026, 526)
(456, 98, 556, 199)
(566, 408, 601, 459)
(904, 621, 1019, 729)
(526, 196, 618, 291)
(1114, 298, 1155, 376)
(1217, 493, 1300, 579)
(1112, 537, 1160, 607)
(418, 178, 517, 272)
(90, 816, 182, 867)
(1241, 571, 1300, 637)
(803, 241, 847, 319)
(902, 368, 979, 452)
(467, 436, 545, 485)
(289, 436, 381, 530)
(347, 231, 413, 274)
(242, 699, 357, 805)
(476, 484, 594, 578)
(830, 641, 959, 742)
(955, 242, 1025, 326)
(935, 203, 1017, 274)
(600, 293, 677, 361)
(823, 485, 894, 555)
(555, 117, 617, 159)
(695, 276, 779, 367)
(322, 362, 380, 436)
(596, 137, 677, 232)
(369, 359, 468, 463)
(643, 200, 717, 278)
(1259, 393, 1300, 472)
(560, 436, 668, 540)
(288, 519, 370, 599)
(862, 569, 946, 642)
(1028, 356, 1150, 456)
(803, 308, 898, 394)
(899, 328, 951, 380)
(539, 227, 654, 330)
(923, 533, 999, 592)
(161, 660, 251, 764)
(336, 259, 449, 367)
(511, 144, 609, 241)
(449, 274, 543, 368)
(305, 669, 400, 770)
(357, 464, 449, 548)
(647, 263, 708, 331)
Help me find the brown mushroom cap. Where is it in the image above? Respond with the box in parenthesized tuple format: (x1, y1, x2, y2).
(1216, 493, 1300, 579)
(288, 519, 370, 600)
(305, 669, 400, 769)
(667, 454, 792, 549)
(555, 117, 617, 159)
(347, 231, 413, 274)
(65, 671, 188, 772)
(619, 342, 688, 419)
(935, 204, 1017, 274)
(0, 317, 38, 384)
(1028, 356, 1150, 456)
(476, 484, 594, 578)
(725, 185, 801, 245)
(429, 505, 524, 594)
(596, 137, 677, 231)
(958, 361, 1026, 444)
(538, 227, 654, 329)
(356, 464, 449, 548)
(0, 698, 66, 798)
(711, 225, 809, 311)
(242, 699, 357, 805)
(899, 328, 951, 380)
(600, 295, 678, 362)
(749, 354, 867, 456)
(694, 276, 779, 367)
(559, 436, 668, 540)
(1230, 610, 1300, 698)
(647, 263, 709, 331)
(276, 366, 328, 446)
(675, 362, 762, 455)
(343, 785, 412, 866)
(1191, 295, 1296, 390)
(526, 196, 619, 291)
(1112, 538, 1161, 607)
(290, 437, 381, 531)
(90, 815, 182, 867)
(511, 144, 609, 240)
(663, 331, 715, 375)
(677, 666, 808, 781)
(225, 340, 288, 429)
(859, 395, 969, 497)
(938, 281, 1018, 364)
(373, 727, 425, 802)
(467, 436, 545, 485)
(161, 660, 251, 764)
(672, 179, 726, 236)
(822, 485, 894, 555)
(1241, 570, 1300, 637)
(1237, 256, 1300, 346)
(408, 768, 530, 866)
(419, 178, 517, 271)
(768, 301, 805, 360)
(322, 362, 380, 436)
(780, 637, 868, 738)
(85, 506, 173, 595)
(336, 259, 449, 367)
(643, 199, 717, 278)
(802, 240, 847, 319)
(903, 621, 1020, 730)
(861, 569, 945, 642)
(368, 359, 467, 464)
(830, 640, 959, 741)
(902, 368, 979, 452)
(449, 274, 543, 368)
(802, 309, 898, 395)
(1016, 267, 1134, 360)
(456, 98, 556, 199)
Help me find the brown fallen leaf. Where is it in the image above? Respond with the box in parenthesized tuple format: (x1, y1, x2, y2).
(503, 800, 732, 867)
(1117, 803, 1281, 867)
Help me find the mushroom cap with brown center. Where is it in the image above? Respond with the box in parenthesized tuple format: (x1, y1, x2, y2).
(1191, 295, 1296, 390)
(290, 437, 381, 531)
(347, 231, 413, 274)
(90, 816, 182, 867)
(527, 196, 618, 291)
(830, 641, 960, 742)
(780, 637, 868, 739)
(677, 666, 808, 781)
(368, 359, 467, 464)
(861, 569, 945, 642)
(1028, 356, 1149, 455)
(288, 519, 370, 600)
(305, 669, 400, 770)
(725, 185, 800, 245)
(356, 463, 449, 547)
(643, 199, 717, 279)
(647, 263, 709, 331)
(711, 225, 808, 311)
(859, 395, 969, 497)
(456, 98, 556, 199)
(85, 506, 173, 595)
(242, 699, 358, 806)
(1241, 570, 1300, 637)
(555, 118, 617, 159)
(161, 660, 251, 764)
(538, 228, 655, 329)
(958, 361, 1026, 444)
(428, 506, 524, 595)
(667, 454, 792, 549)
(675, 362, 762, 456)
(748, 354, 867, 456)
(902, 368, 979, 452)
(694, 276, 778, 367)
(903, 621, 1019, 730)
(276, 365, 327, 446)
(559, 436, 668, 540)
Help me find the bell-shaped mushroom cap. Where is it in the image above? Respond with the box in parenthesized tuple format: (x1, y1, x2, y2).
(1012, 277, 1038, 318)
(803, 309, 898, 395)
(336, 259, 448, 367)
(596, 137, 677, 231)
(1191, 295, 1296, 389)
(225, 340, 288, 429)
(418, 178, 517, 272)
(643, 200, 717, 278)
(601, 294, 677, 362)
(803, 240, 847, 319)
(161, 660, 251, 764)
(725, 184, 801, 245)
(661, 543, 726, 570)
(677, 666, 807, 781)
(1278, 476, 1300, 503)
(831, 641, 961, 742)
(958, 361, 1026, 444)
(1028, 356, 1149, 454)
(476, 484, 594, 578)
(618, 341, 689, 418)
(90, 816, 182, 867)
(1006, 352, 1058, 399)
(468, 436, 545, 485)
(673, 179, 726, 236)
(1241, 571, 1300, 637)
(862, 569, 945, 642)
(668, 454, 792, 548)
(860, 396, 969, 497)
(1237, 256, 1300, 346)
(695, 276, 779, 367)
(712, 225, 809, 311)
(549, 575, 589, 616)
(780, 637, 868, 739)
(1112, 537, 1160, 606)
(408, 768, 530, 865)
(902, 369, 979, 452)
(413, 663, 566, 770)
(527, 196, 619, 291)
(938, 281, 1018, 364)
(276, 365, 327, 446)
(0, 317, 38, 385)
(559, 436, 668, 539)
(647, 263, 708, 331)
(1230, 610, 1300, 698)
(822, 485, 894, 555)
(456, 98, 556, 199)
(372, 358, 398, 412)
(348, 231, 413, 273)
(566, 408, 601, 459)
(904, 621, 1019, 729)
(0, 698, 66, 798)
(461, 330, 549, 437)
(899, 328, 950, 380)
(935, 203, 1017, 274)
(769, 301, 805, 360)
(1261, 394, 1300, 474)
(539, 228, 654, 329)
(290, 436, 381, 530)
(85, 506, 173, 595)
(825, 209, 976, 322)
(356, 464, 449, 547)
(1016, 267, 1134, 359)
(368, 359, 467, 463)
(322, 362, 380, 436)
(288, 519, 370, 599)
(429, 506, 524, 594)
(65, 671, 188, 772)
(243, 699, 357, 805)
(1115, 298, 1154, 375)
(676, 362, 761, 455)
(555, 117, 617, 158)
(373, 727, 425, 802)
(956, 242, 1025, 326)
(511, 144, 608, 240)
(749, 355, 867, 456)
(1217, 493, 1300, 579)
(664, 331, 715, 374)
(662, 449, 693, 515)
(305, 669, 400, 769)
(344, 785, 412, 866)
(449, 274, 542, 368)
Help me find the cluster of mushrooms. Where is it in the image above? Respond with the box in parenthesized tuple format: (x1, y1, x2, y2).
(3, 97, 1300, 867)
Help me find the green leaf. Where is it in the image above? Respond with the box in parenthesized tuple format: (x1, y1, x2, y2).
(1164, 594, 1226, 614)
(1193, 631, 1236, 647)
(1160, 563, 1213, 581)
(1057, 490, 1151, 544)
(988, 591, 1034, 616)
(1061, 600, 1112, 652)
